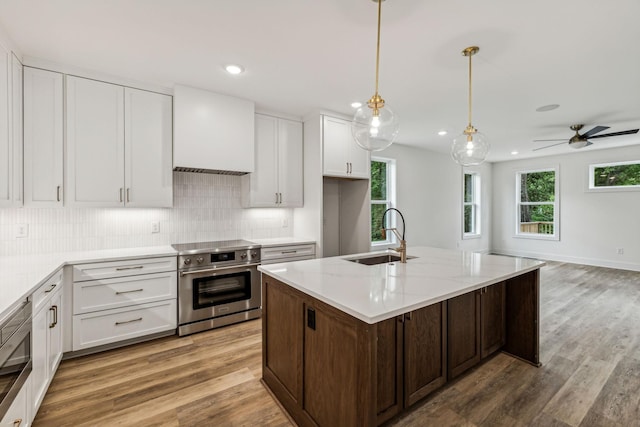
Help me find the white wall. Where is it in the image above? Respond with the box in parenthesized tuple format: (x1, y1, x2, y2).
(0, 172, 293, 256)
(377, 143, 493, 253)
(492, 145, 640, 271)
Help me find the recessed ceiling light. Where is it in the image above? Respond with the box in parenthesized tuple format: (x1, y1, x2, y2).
(224, 64, 244, 75)
(511, 151, 519, 155)
(351, 101, 362, 108)
(438, 130, 448, 136)
(536, 104, 560, 112)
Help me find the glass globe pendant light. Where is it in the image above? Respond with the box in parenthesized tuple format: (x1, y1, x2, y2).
(351, 0, 399, 152)
(451, 46, 490, 166)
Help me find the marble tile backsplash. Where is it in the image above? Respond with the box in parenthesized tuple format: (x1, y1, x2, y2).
(0, 172, 294, 256)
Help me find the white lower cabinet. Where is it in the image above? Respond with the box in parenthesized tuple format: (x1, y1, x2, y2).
(1, 375, 31, 427)
(31, 273, 64, 419)
(71, 256, 177, 352)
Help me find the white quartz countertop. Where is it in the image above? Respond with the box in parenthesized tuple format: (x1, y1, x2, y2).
(258, 246, 545, 324)
(0, 246, 176, 322)
(249, 237, 316, 247)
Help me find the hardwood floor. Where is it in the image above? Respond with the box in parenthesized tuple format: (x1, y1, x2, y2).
(35, 262, 640, 426)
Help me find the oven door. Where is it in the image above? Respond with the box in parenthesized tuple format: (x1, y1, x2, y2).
(0, 302, 32, 420)
(178, 263, 260, 325)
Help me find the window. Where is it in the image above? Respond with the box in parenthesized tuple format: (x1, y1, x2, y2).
(589, 160, 640, 190)
(516, 168, 559, 240)
(371, 157, 396, 245)
(463, 172, 480, 238)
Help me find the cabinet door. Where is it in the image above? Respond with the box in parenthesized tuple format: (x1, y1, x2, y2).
(0, 44, 11, 205)
(23, 67, 64, 207)
(31, 305, 49, 414)
(48, 291, 64, 375)
(481, 282, 506, 358)
(277, 118, 303, 207)
(347, 134, 370, 179)
(246, 114, 279, 207)
(11, 53, 22, 206)
(404, 303, 447, 407)
(124, 88, 173, 207)
(322, 116, 350, 177)
(304, 305, 359, 427)
(447, 290, 481, 379)
(376, 316, 402, 424)
(66, 76, 124, 206)
(1, 375, 29, 427)
(263, 278, 303, 404)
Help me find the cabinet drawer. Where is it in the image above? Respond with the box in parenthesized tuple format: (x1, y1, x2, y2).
(73, 271, 177, 315)
(73, 256, 176, 281)
(33, 268, 63, 312)
(72, 300, 176, 350)
(261, 244, 315, 262)
(261, 255, 315, 266)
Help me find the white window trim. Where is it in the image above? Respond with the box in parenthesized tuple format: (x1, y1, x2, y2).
(587, 160, 640, 192)
(371, 156, 397, 248)
(462, 171, 481, 240)
(515, 166, 560, 241)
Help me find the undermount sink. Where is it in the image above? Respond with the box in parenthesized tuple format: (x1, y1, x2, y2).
(346, 253, 416, 266)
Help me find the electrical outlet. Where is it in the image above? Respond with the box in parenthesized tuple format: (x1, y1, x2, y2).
(16, 223, 29, 238)
(151, 221, 160, 233)
(616, 248, 624, 255)
(282, 217, 289, 228)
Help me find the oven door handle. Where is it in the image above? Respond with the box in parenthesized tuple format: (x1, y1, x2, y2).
(179, 263, 261, 277)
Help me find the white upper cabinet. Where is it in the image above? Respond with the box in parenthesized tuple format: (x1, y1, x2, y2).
(11, 53, 22, 206)
(322, 115, 369, 179)
(66, 76, 173, 207)
(242, 114, 303, 208)
(124, 87, 173, 207)
(24, 67, 64, 207)
(174, 85, 254, 174)
(66, 76, 125, 207)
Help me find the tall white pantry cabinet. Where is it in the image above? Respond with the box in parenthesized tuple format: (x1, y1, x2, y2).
(66, 76, 173, 207)
(0, 45, 22, 207)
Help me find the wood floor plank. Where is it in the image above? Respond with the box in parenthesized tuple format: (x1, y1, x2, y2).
(34, 261, 640, 426)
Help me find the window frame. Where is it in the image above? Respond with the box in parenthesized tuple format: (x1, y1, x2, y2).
(587, 160, 640, 192)
(462, 171, 481, 239)
(515, 167, 560, 241)
(370, 156, 396, 247)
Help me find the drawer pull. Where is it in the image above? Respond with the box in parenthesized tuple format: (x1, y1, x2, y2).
(44, 283, 58, 293)
(13, 419, 22, 427)
(49, 305, 58, 328)
(281, 250, 298, 254)
(115, 288, 144, 295)
(115, 266, 144, 271)
(115, 317, 143, 326)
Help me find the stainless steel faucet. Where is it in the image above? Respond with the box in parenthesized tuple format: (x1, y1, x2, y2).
(381, 208, 407, 263)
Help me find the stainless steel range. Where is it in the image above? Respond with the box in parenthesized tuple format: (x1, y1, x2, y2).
(172, 239, 261, 336)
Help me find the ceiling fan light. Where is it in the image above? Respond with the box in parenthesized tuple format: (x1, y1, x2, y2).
(451, 131, 490, 166)
(569, 139, 588, 149)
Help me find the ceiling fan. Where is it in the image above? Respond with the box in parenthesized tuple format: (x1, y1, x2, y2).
(533, 124, 639, 151)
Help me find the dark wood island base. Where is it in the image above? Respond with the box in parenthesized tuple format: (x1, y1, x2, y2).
(261, 269, 540, 427)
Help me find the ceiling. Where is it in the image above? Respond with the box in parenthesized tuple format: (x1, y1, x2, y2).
(1, 0, 639, 162)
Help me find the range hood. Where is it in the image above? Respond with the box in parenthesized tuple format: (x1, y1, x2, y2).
(173, 85, 255, 175)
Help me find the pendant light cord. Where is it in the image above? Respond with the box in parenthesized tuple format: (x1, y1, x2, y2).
(374, 0, 382, 96)
(468, 50, 473, 128)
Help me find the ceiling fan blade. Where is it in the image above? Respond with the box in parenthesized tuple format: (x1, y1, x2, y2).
(588, 129, 639, 139)
(532, 141, 566, 151)
(533, 138, 566, 142)
(581, 126, 610, 138)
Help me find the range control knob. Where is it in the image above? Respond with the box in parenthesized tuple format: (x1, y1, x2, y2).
(183, 258, 192, 265)
(240, 253, 247, 259)
(196, 256, 204, 264)
(251, 251, 258, 259)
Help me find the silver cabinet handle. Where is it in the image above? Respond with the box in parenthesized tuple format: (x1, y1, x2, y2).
(56, 185, 61, 202)
(126, 188, 130, 203)
(44, 283, 58, 293)
(279, 193, 283, 204)
(349, 163, 353, 174)
(275, 192, 279, 204)
(115, 288, 144, 295)
(115, 265, 144, 271)
(281, 250, 297, 254)
(49, 305, 58, 328)
(115, 317, 142, 326)
(346, 162, 350, 174)
(119, 188, 123, 203)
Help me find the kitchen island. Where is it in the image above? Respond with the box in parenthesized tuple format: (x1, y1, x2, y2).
(258, 247, 545, 427)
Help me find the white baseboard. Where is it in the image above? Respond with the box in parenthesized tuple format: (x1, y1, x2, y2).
(491, 248, 640, 272)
